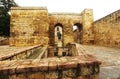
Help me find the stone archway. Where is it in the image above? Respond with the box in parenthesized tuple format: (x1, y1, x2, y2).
(54, 23, 63, 47)
(73, 23, 83, 44)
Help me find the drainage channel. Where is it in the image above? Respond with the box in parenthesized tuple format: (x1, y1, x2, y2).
(26, 46, 48, 59)
(26, 47, 42, 59)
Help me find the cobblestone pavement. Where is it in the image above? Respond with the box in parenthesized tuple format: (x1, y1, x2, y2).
(83, 45, 120, 79)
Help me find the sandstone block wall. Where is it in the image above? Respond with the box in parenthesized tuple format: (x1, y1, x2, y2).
(0, 45, 44, 61)
(10, 7, 49, 46)
(0, 56, 101, 79)
(10, 7, 94, 47)
(49, 11, 94, 46)
(81, 9, 94, 44)
(49, 13, 82, 46)
(94, 10, 120, 48)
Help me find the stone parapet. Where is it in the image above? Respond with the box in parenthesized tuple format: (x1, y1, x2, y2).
(49, 12, 81, 16)
(11, 7, 47, 10)
(0, 45, 46, 61)
(0, 55, 101, 79)
(94, 9, 120, 48)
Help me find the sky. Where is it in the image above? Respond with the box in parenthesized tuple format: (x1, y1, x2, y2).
(15, 0, 120, 20)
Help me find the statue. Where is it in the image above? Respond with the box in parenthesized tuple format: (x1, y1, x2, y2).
(57, 27, 61, 40)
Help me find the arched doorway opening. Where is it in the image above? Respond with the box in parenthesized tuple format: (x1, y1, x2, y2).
(73, 23, 83, 43)
(54, 23, 63, 47)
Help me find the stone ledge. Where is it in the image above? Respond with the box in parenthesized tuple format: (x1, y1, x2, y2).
(0, 55, 101, 75)
(49, 13, 81, 16)
(0, 44, 42, 61)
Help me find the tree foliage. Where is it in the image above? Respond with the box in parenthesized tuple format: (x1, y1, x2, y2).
(0, 0, 17, 36)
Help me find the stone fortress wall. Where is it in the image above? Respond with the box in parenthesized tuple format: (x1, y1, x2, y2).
(10, 7, 93, 47)
(10, 7, 49, 46)
(49, 9, 94, 46)
(10, 7, 120, 48)
(94, 10, 120, 48)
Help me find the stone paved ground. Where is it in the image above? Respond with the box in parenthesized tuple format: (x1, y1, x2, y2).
(83, 45, 120, 79)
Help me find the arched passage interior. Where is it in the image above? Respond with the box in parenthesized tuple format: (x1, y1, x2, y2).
(54, 23, 63, 47)
(73, 23, 83, 43)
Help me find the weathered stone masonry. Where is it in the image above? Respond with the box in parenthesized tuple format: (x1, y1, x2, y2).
(0, 43, 101, 79)
(10, 7, 93, 47)
(10, 7, 49, 46)
(94, 10, 120, 48)
(9, 7, 120, 48)
(0, 56, 101, 79)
